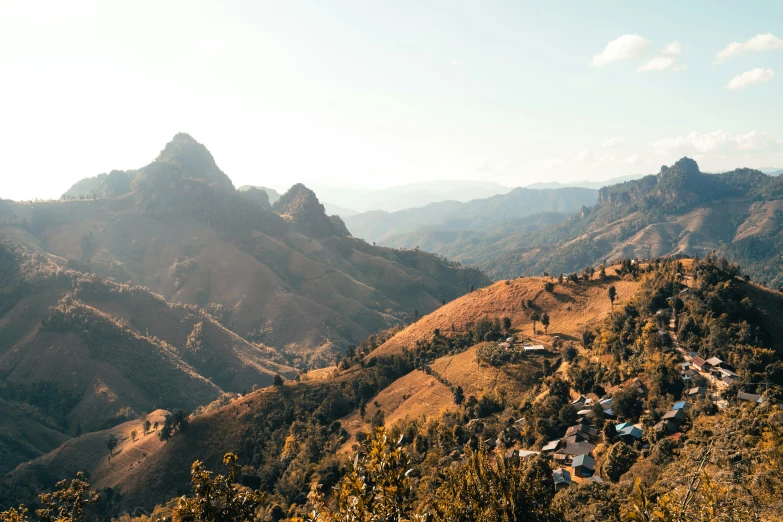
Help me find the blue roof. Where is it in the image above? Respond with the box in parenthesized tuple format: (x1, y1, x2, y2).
(672, 401, 688, 410)
(619, 426, 643, 439)
(571, 454, 595, 469)
(615, 422, 631, 432)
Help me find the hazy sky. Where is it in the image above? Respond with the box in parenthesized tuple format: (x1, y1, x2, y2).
(2, 1, 782, 201)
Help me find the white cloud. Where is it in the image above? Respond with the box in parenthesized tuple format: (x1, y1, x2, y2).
(716, 33, 783, 63)
(637, 41, 686, 72)
(620, 155, 641, 165)
(652, 130, 783, 156)
(592, 34, 650, 66)
(602, 138, 625, 148)
(726, 68, 775, 90)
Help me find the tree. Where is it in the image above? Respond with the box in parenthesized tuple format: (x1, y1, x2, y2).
(160, 410, 189, 442)
(608, 285, 617, 308)
(143, 420, 151, 433)
(131, 430, 137, 442)
(430, 448, 559, 522)
(599, 264, 607, 279)
(36, 472, 100, 522)
(544, 282, 555, 293)
(502, 317, 512, 331)
(558, 404, 578, 426)
(272, 374, 284, 386)
(558, 273, 564, 284)
(613, 388, 643, 420)
(530, 312, 541, 334)
(603, 442, 639, 482)
(541, 312, 550, 334)
(174, 453, 265, 522)
(0, 506, 28, 522)
(564, 346, 577, 362)
(305, 427, 416, 522)
(105, 434, 118, 456)
(453, 385, 465, 406)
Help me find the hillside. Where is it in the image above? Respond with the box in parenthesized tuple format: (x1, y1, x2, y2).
(344, 186, 598, 245)
(0, 134, 490, 367)
(371, 268, 637, 358)
(4, 255, 783, 521)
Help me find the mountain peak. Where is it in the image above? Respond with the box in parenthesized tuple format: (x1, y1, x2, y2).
(155, 133, 235, 191)
(661, 157, 700, 177)
(274, 184, 349, 237)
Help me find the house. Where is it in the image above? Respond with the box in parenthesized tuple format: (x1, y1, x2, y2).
(715, 367, 739, 382)
(654, 419, 680, 434)
(688, 386, 707, 397)
(523, 345, 546, 352)
(662, 409, 687, 425)
(553, 468, 572, 490)
(680, 362, 691, 370)
(598, 397, 613, 409)
(554, 441, 596, 466)
(614, 422, 632, 433)
(541, 440, 562, 453)
(570, 395, 588, 408)
(737, 392, 764, 405)
(618, 425, 643, 443)
(565, 423, 598, 441)
(691, 356, 709, 371)
(483, 438, 498, 448)
(705, 357, 723, 367)
(672, 401, 691, 411)
(682, 369, 696, 382)
(571, 454, 595, 477)
(629, 378, 647, 395)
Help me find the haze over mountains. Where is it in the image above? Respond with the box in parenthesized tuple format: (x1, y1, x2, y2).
(340, 158, 783, 289)
(343, 187, 598, 246)
(1, 134, 489, 365)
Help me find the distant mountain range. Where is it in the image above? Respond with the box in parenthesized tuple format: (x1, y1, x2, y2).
(261, 180, 512, 214)
(343, 186, 598, 245)
(477, 158, 783, 286)
(522, 174, 646, 190)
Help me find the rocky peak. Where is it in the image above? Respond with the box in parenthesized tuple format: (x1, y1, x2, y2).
(155, 133, 235, 191)
(274, 184, 350, 238)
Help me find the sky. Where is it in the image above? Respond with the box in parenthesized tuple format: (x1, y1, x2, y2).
(1, 0, 782, 201)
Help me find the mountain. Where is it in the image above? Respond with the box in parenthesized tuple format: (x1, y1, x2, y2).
(523, 174, 645, 190)
(1, 134, 490, 370)
(759, 167, 783, 176)
(434, 158, 783, 287)
(303, 179, 513, 213)
(343, 187, 599, 245)
(240, 185, 358, 217)
(238, 185, 281, 205)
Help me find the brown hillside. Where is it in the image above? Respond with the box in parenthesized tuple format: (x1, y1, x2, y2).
(0, 399, 70, 475)
(371, 273, 639, 358)
(337, 344, 553, 450)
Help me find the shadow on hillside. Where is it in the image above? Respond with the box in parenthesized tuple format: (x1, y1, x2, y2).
(552, 292, 576, 303)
